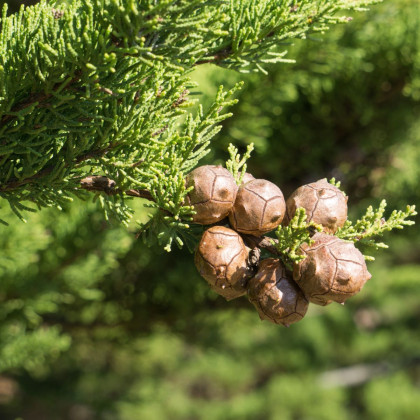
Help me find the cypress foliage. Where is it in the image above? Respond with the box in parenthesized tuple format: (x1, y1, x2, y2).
(0, 0, 382, 249)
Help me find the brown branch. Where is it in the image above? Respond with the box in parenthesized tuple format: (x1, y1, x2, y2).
(79, 176, 176, 221)
(79, 175, 155, 203)
(125, 188, 154, 201)
(80, 176, 117, 194)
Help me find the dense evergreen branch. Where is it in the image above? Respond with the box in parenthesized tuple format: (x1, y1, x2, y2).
(80, 175, 154, 201)
(0, 0, 381, 246)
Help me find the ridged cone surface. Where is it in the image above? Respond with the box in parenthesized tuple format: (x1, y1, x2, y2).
(240, 172, 255, 185)
(194, 226, 250, 300)
(248, 258, 308, 326)
(293, 233, 371, 306)
(285, 178, 348, 233)
(229, 179, 286, 236)
(186, 165, 238, 225)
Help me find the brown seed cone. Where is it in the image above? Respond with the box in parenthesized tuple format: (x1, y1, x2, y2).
(248, 258, 309, 326)
(185, 165, 238, 225)
(194, 226, 251, 300)
(240, 172, 255, 185)
(293, 232, 372, 306)
(284, 178, 348, 234)
(229, 179, 286, 236)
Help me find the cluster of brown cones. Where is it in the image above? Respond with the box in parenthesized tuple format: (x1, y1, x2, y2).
(187, 165, 371, 327)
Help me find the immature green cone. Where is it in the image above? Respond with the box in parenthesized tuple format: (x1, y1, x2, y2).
(293, 233, 371, 306)
(284, 178, 348, 233)
(248, 258, 309, 326)
(186, 165, 238, 225)
(229, 179, 286, 236)
(194, 226, 251, 300)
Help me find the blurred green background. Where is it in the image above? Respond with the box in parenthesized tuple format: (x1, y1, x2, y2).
(0, 0, 419, 419)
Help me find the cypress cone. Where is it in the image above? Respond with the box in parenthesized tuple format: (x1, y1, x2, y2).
(284, 178, 348, 233)
(240, 172, 255, 185)
(229, 179, 286, 236)
(185, 165, 238, 225)
(248, 258, 309, 326)
(194, 226, 251, 300)
(293, 232, 371, 306)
